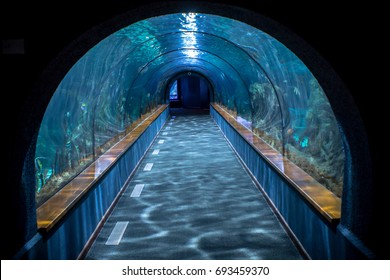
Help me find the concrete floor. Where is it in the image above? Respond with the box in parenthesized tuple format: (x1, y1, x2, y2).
(85, 109, 303, 260)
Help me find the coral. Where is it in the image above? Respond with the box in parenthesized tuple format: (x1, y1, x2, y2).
(286, 144, 343, 197)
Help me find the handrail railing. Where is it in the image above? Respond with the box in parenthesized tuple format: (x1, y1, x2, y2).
(211, 103, 341, 223)
(37, 104, 169, 232)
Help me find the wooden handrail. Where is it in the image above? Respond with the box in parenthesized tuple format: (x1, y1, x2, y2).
(37, 104, 169, 232)
(211, 103, 341, 223)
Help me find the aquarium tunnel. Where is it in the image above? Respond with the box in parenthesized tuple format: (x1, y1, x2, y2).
(15, 4, 375, 260)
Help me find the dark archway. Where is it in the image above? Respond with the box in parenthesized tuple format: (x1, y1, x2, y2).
(167, 71, 213, 109)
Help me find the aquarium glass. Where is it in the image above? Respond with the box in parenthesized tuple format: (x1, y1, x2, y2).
(35, 13, 344, 207)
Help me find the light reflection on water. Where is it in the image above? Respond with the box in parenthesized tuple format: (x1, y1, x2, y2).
(86, 113, 303, 260)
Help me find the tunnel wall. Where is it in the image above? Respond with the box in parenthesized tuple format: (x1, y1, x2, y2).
(18, 107, 169, 259)
(211, 106, 366, 259)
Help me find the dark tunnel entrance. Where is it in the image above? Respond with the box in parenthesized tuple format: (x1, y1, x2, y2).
(168, 72, 211, 110)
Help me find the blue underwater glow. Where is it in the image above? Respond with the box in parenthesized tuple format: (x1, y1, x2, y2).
(300, 137, 309, 148)
(169, 80, 178, 100)
(34, 13, 345, 206)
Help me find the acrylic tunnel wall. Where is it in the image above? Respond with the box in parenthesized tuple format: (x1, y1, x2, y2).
(34, 13, 344, 207)
(18, 7, 374, 260)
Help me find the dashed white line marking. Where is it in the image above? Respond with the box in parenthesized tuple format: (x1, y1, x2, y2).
(131, 184, 145, 197)
(152, 149, 160, 155)
(162, 132, 168, 135)
(143, 163, 154, 171)
(105, 221, 129, 245)
(158, 140, 165, 144)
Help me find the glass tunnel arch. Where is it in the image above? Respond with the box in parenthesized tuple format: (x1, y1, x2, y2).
(33, 12, 345, 207)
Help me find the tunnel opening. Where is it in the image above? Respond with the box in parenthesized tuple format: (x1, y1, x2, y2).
(168, 73, 211, 110)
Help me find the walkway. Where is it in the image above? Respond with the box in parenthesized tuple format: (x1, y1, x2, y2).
(85, 109, 303, 259)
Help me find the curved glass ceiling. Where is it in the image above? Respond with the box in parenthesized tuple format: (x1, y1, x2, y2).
(34, 13, 344, 206)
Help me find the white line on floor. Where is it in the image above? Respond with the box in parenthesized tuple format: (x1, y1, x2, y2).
(152, 149, 160, 155)
(169, 122, 173, 125)
(131, 184, 145, 197)
(158, 140, 165, 144)
(105, 221, 129, 245)
(144, 163, 154, 171)
(162, 132, 168, 135)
